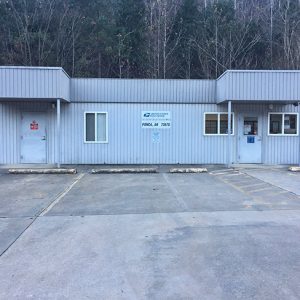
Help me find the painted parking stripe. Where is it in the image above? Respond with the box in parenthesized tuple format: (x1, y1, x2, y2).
(40, 173, 85, 216)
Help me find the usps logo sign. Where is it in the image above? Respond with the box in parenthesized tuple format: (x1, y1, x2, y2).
(30, 120, 39, 130)
(142, 111, 171, 129)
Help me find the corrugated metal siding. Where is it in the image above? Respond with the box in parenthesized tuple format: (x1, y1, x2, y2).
(71, 79, 216, 103)
(217, 71, 230, 103)
(59, 70, 70, 101)
(1, 101, 299, 165)
(234, 103, 300, 164)
(60, 103, 299, 164)
(217, 71, 300, 103)
(0, 102, 57, 164)
(59, 103, 233, 164)
(264, 104, 300, 164)
(0, 67, 70, 101)
(0, 103, 19, 164)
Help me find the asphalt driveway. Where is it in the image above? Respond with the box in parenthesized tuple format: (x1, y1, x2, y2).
(0, 168, 300, 299)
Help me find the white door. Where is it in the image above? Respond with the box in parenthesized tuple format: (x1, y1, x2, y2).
(21, 112, 47, 163)
(238, 114, 262, 163)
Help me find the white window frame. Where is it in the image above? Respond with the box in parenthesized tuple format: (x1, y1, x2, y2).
(268, 112, 299, 136)
(84, 111, 108, 143)
(203, 112, 235, 136)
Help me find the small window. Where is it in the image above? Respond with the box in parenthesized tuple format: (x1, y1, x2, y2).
(220, 114, 233, 134)
(85, 112, 108, 142)
(269, 113, 298, 136)
(284, 114, 297, 134)
(205, 114, 218, 134)
(204, 113, 234, 135)
(243, 117, 258, 135)
(269, 114, 282, 134)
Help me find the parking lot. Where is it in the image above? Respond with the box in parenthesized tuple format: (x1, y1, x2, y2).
(0, 167, 300, 299)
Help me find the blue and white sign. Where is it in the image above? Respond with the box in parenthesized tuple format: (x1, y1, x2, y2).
(142, 111, 171, 129)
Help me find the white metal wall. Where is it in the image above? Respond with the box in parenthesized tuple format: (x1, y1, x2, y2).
(71, 79, 216, 103)
(60, 103, 300, 165)
(0, 67, 70, 101)
(234, 103, 300, 164)
(264, 105, 300, 164)
(59, 103, 233, 164)
(217, 70, 300, 103)
(1, 102, 299, 165)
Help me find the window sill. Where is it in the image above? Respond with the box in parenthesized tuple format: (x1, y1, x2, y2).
(268, 134, 298, 137)
(204, 134, 235, 136)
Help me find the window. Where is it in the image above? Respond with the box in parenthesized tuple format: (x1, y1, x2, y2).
(220, 114, 233, 134)
(204, 113, 234, 135)
(269, 114, 282, 134)
(284, 114, 297, 134)
(205, 114, 218, 134)
(84, 112, 108, 142)
(268, 113, 298, 136)
(243, 117, 258, 135)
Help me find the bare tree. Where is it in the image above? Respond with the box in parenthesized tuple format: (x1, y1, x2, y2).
(276, 0, 300, 68)
(145, 0, 181, 78)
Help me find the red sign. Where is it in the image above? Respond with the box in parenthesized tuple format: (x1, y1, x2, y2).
(30, 120, 39, 130)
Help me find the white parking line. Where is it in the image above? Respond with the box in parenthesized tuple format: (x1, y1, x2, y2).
(0, 173, 85, 257)
(248, 187, 276, 193)
(40, 173, 85, 216)
(162, 173, 189, 210)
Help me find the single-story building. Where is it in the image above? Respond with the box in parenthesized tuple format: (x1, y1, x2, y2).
(0, 66, 299, 166)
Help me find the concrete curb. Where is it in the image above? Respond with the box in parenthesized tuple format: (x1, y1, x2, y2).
(288, 166, 300, 172)
(169, 168, 208, 173)
(8, 168, 77, 174)
(91, 168, 158, 174)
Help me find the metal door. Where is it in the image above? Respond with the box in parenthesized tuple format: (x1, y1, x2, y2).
(21, 112, 47, 163)
(238, 114, 262, 163)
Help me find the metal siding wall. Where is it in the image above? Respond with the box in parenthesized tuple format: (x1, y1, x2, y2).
(0, 68, 70, 101)
(234, 103, 300, 164)
(264, 104, 300, 164)
(71, 79, 216, 103)
(60, 103, 233, 164)
(58, 102, 298, 165)
(0, 103, 19, 164)
(1, 101, 298, 165)
(59, 71, 70, 100)
(217, 73, 230, 103)
(0, 102, 56, 164)
(217, 71, 300, 102)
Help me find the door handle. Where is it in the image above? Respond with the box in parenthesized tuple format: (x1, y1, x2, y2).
(41, 136, 46, 141)
(257, 136, 262, 141)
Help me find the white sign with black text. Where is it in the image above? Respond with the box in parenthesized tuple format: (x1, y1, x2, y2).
(142, 111, 171, 129)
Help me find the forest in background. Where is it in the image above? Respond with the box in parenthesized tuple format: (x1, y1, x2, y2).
(0, 0, 300, 79)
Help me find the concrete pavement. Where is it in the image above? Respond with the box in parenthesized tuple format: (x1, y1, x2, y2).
(0, 174, 76, 217)
(242, 168, 300, 196)
(0, 168, 300, 299)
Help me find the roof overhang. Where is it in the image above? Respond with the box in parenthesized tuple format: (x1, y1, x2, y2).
(217, 99, 300, 105)
(0, 66, 70, 102)
(217, 70, 300, 104)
